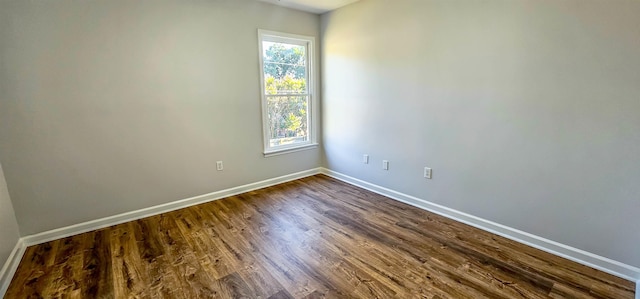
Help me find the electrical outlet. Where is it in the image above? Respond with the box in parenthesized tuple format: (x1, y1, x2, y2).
(363, 154, 369, 164)
(216, 161, 224, 171)
(424, 167, 432, 179)
(382, 160, 389, 170)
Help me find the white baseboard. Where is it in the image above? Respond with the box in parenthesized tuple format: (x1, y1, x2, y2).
(22, 168, 322, 246)
(4, 167, 639, 297)
(0, 239, 26, 298)
(320, 168, 640, 282)
(0, 168, 320, 297)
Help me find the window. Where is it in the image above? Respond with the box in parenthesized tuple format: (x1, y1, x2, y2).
(258, 30, 317, 156)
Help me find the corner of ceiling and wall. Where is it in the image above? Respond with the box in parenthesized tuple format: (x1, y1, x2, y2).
(256, 0, 361, 14)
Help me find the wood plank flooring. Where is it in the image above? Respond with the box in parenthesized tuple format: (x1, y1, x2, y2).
(5, 174, 636, 298)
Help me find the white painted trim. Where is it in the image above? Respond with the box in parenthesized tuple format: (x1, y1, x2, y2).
(22, 168, 322, 246)
(319, 168, 640, 282)
(0, 239, 26, 298)
(5, 167, 638, 297)
(257, 29, 318, 155)
(264, 143, 319, 157)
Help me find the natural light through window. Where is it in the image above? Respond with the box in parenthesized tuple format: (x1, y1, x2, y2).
(258, 30, 316, 156)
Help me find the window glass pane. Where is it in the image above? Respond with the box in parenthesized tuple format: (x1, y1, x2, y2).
(262, 41, 307, 95)
(266, 95, 309, 147)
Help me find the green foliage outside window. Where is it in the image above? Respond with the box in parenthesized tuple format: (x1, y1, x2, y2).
(263, 43, 309, 145)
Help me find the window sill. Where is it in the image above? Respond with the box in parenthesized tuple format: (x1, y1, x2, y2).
(263, 143, 319, 158)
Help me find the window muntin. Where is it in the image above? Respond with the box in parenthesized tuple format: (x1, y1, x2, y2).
(259, 31, 315, 154)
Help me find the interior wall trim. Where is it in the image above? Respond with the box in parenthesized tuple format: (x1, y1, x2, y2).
(1, 168, 322, 297)
(3, 167, 637, 297)
(21, 168, 322, 247)
(0, 240, 26, 298)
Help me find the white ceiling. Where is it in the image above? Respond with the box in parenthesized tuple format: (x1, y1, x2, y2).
(257, 0, 360, 14)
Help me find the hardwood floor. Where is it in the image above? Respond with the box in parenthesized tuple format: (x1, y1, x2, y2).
(5, 175, 635, 298)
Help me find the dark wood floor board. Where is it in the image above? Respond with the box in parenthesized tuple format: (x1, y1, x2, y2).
(110, 223, 150, 299)
(202, 197, 321, 298)
(302, 242, 399, 298)
(161, 216, 224, 298)
(268, 289, 296, 299)
(193, 229, 234, 280)
(314, 226, 491, 298)
(231, 220, 325, 297)
(201, 208, 259, 269)
(218, 272, 256, 298)
(235, 262, 284, 299)
(5, 174, 635, 298)
(404, 215, 629, 297)
(397, 220, 557, 296)
(292, 176, 631, 298)
(549, 282, 591, 298)
(45, 252, 83, 297)
(249, 247, 318, 298)
(148, 256, 185, 299)
(202, 203, 282, 297)
(81, 229, 114, 299)
(303, 176, 634, 298)
(276, 180, 536, 299)
(4, 241, 52, 298)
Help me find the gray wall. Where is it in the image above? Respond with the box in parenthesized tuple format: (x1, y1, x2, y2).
(0, 0, 321, 235)
(321, 0, 640, 267)
(0, 162, 20, 268)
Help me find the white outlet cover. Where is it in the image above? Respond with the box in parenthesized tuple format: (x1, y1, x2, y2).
(424, 167, 432, 179)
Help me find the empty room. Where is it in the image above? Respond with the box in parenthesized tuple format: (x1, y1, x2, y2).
(0, 0, 638, 298)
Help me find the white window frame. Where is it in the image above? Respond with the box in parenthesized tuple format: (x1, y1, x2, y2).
(258, 29, 318, 157)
